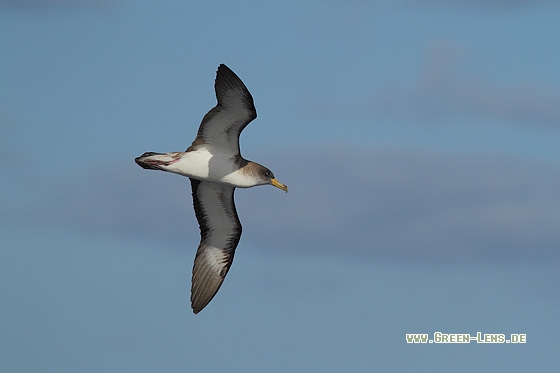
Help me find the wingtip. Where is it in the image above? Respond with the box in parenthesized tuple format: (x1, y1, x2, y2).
(190, 246, 234, 315)
(215, 63, 237, 82)
(190, 297, 212, 315)
(216, 63, 231, 77)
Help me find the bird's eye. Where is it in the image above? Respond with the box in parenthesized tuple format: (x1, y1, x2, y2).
(265, 171, 273, 178)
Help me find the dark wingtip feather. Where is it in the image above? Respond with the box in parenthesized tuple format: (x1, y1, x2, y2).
(190, 253, 228, 314)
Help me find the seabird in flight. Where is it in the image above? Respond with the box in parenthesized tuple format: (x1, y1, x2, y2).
(135, 64, 288, 314)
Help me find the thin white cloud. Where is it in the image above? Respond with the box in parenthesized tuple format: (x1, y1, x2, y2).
(374, 41, 560, 127)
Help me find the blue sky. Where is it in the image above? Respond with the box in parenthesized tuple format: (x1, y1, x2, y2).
(1, 0, 559, 372)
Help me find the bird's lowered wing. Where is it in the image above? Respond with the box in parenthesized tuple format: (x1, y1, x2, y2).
(189, 178, 242, 314)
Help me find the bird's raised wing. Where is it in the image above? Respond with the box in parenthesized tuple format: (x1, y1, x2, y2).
(189, 178, 242, 314)
(187, 64, 257, 155)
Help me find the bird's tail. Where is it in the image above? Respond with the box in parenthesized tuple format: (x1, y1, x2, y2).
(135, 152, 181, 171)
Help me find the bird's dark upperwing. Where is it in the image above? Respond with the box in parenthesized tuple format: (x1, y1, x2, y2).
(189, 178, 242, 314)
(187, 64, 257, 155)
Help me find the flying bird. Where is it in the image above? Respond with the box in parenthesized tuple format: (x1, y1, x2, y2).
(135, 64, 288, 314)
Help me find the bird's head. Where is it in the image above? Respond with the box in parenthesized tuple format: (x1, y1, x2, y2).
(245, 163, 288, 192)
(262, 167, 288, 192)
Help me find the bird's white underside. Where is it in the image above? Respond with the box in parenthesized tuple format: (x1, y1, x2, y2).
(158, 146, 257, 188)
